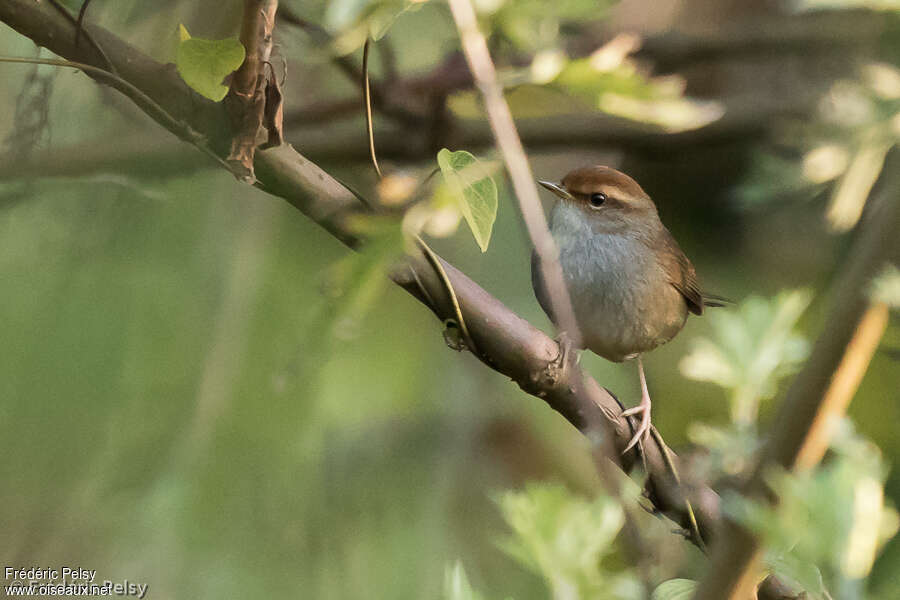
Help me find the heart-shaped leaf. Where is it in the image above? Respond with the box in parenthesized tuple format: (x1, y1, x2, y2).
(436, 149, 498, 252)
(176, 25, 245, 102)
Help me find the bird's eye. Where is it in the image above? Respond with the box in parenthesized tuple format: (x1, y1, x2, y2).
(589, 192, 607, 208)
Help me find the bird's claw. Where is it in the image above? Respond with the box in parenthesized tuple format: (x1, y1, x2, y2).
(621, 402, 651, 454)
(621, 357, 653, 455)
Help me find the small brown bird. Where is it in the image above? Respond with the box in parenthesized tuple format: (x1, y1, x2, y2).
(532, 165, 721, 452)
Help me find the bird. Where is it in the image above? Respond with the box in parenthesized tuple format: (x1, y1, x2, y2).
(532, 165, 722, 453)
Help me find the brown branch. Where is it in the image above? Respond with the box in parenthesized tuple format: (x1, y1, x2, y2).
(795, 302, 889, 470)
(634, 9, 884, 72)
(275, 9, 880, 156)
(0, 3, 810, 597)
(285, 100, 796, 162)
(0, 102, 787, 181)
(693, 152, 900, 600)
(225, 0, 278, 181)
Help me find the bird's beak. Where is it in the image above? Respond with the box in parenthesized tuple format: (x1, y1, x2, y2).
(537, 180, 573, 201)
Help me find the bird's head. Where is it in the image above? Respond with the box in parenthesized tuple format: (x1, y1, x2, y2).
(538, 166, 658, 233)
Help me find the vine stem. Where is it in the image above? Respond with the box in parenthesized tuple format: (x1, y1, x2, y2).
(362, 38, 383, 179)
(0, 56, 232, 174)
(360, 37, 476, 355)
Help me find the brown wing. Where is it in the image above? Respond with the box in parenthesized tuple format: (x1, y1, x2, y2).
(658, 227, 704, 316)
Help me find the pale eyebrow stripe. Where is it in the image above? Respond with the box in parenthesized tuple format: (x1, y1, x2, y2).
(599, 185, 635, 203)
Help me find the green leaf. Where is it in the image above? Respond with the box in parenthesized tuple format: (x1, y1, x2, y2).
(485, 0, 612, 52)
(551, 38, 723, 132)
(325, 0, 428, 52)
(687, 423, 761, 478)
(652, 579, 697, 600)
(679, 290, 812, 426)
(722, 422, 899, 599)
(443, 561, 484, 600)
(175, 26, 245, 101)
(495, 484, 637, 599)
(436, 149, 498, 252)
(825, 139, 891, 231)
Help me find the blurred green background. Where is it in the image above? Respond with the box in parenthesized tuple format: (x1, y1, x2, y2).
(1, 0, 898, 598)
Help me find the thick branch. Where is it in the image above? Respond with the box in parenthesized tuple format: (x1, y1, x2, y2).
(225, 0, 278, 180)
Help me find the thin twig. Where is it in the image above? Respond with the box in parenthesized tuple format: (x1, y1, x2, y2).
(361, 37, 475, 354)
(0, 56, 231, 173)
(794, 301, 889, 470)
(407, 264, 436, 308)
(416, 237, 479, 355)
(649, 427, 706, 552)
(446, 0, 582, 347)
(46, 0, 115, 75)
(362, 38, 383, 179)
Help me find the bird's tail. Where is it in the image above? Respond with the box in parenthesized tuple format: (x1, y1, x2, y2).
(702, 293, 733, 308)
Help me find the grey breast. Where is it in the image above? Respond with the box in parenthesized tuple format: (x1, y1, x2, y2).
(533, 202, 688, 362)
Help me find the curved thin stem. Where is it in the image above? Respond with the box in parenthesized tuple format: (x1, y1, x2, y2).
(46, 0, 116, 75)
(0, 56, 234, 175)
(362, 38, 383, 179)
(416, 237, 479, 356)
(649, 427, 706, 552)
(360, 38, 475, 355)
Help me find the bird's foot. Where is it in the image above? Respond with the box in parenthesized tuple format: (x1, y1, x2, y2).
(622, 357, 652, 454)
(621, 399, 651, 454)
